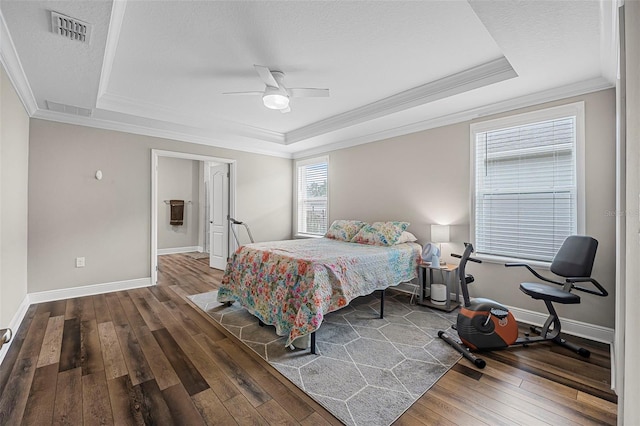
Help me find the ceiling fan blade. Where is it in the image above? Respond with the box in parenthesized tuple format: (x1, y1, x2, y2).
(222, 91, 264, 96)
(280, 106, 291, 114)
(288, 88, 330, 98)
(254, 65, 279, 88)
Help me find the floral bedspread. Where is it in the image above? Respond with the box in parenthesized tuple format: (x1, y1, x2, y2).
(217, 238, 421, 346)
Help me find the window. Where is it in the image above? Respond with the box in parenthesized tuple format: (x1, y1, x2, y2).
(471, 102, 585, 264)
(295, 157, 328, 236)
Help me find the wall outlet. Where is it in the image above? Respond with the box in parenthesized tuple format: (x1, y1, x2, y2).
(75, 257, 85, 268)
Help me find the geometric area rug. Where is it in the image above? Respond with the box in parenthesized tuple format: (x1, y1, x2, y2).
(188, 289, 462, 426)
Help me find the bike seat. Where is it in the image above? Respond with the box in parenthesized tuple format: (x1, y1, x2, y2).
(519, 282, 580, 304)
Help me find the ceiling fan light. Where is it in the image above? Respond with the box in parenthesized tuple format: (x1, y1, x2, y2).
(263, 93, 289, 110)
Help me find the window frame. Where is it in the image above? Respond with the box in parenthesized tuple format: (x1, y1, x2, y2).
(294, 156, 329, 238)
(469, 101, 586, 267)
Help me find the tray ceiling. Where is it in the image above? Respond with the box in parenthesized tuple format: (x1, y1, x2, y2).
(0, 0, 616, 158)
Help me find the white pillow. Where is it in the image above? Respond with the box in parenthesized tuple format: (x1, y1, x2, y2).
(395, 231, 417, 244)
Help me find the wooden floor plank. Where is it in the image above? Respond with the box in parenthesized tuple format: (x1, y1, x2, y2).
(0, 306, 37, 397)
(151, 328, 210, 396)
(93, 294, 113, 324)
(162, 383, 206, 426)
(104, 293, 128, 327)
(156, 307, 240, 402)
(21, 363, 59, 426)
(115, 324, 154, 386)
(36, 300, 67, 317)
(0, 357, 38, 425)
(191, 389, 238, 426)
(19, 311, 51, 359)
(52, 367, 83, 426)
(255, 399, 298, 425)
(80, 319, 104, 376)
(129, 289, 164, 332)
(36, 315, 65, 368)
(106, 375, 143, 425)
(82, 371, 114, 425)
(413, 394, 486, 426)
(193, 333, 271, 407)
(58, 318, 81, 372)
(97, 322, 128, 381)
(223, 394, 269, 426)
(479, 372, 613, 425)
(136, 379, 175, 425)
(135, 326, 181, 391)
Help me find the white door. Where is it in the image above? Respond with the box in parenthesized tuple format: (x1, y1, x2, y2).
(208, 163, 229, 270)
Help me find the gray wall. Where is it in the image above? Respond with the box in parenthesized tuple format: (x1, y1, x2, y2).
(325, 89, 616, 328)
(0, 64, 29, 326)
(157, 157, 200, 251)
(28, 119, 292, 293)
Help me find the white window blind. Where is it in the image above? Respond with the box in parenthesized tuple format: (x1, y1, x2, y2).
(296, 158, 328, 236)
(474, 115, 578, 262)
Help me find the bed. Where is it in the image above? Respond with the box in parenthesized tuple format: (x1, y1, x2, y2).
(217, 236, 422, 349)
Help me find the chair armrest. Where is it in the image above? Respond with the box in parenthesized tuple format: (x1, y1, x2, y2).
(505, 263, 563, 285)
(566, 277, 608, 297)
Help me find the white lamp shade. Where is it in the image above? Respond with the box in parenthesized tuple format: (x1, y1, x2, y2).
(431, 224, 450, 243)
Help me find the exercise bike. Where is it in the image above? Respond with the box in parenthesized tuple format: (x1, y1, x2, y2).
(438, 237, 608, 369)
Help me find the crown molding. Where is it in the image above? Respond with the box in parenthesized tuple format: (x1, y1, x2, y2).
(32, 108, 293, 158)
(0, 9, 37, 115)
(292, 76, 613, 159)
(286, 56, 517, 145)
(97, 0, 128, 99)
(96, 91, 286, 145)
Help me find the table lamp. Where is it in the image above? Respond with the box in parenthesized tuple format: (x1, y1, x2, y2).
(431, 224, 450, 266)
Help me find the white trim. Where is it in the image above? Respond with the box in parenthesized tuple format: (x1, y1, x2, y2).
(286, 57, 517, 144)
(31, 109, 292, 159)
(96, 0, 128, 100)
(292, 77, 611, 159)
(96, 92, 286, 145)
(0, 295, 30, 365)
(0, 9, 37, 115)
(504, 304, 614, 344)
(151, 150, 236, 284)
(157, 246, 202, 255)
(28, 278, 151, 304)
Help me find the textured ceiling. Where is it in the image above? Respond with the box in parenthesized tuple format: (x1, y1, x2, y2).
(0, 0, 616, 157)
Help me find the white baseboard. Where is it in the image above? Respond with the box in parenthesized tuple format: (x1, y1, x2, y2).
(28, 277, 152, 304)
(157, 246, 202, 255)
(0, 294, 31, 365)
(505, 304, 614, 344)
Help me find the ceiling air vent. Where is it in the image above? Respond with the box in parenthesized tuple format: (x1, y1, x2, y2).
(46, 101, 92, 117)
(50, 11, 91, 43)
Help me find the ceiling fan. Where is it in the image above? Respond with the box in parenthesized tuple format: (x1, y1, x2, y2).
(223, 65, 329, 113)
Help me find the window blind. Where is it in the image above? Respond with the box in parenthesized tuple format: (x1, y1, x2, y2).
(474, 116, 577, 262)
(297, 160, 328, 235)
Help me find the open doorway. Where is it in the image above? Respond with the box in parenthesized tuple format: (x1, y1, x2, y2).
(151, 150, 236, 284)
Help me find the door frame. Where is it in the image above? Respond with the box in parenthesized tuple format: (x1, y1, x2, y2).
(151, 149, 236, 284)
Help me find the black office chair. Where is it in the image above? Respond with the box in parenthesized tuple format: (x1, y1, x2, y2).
(506, 235, 608, 357)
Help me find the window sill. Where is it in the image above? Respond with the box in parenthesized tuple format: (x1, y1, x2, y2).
(475, 253, 552, 270)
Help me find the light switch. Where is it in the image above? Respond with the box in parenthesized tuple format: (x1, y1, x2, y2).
(76, 257, 85, 268)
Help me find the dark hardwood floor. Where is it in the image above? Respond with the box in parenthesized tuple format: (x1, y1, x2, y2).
(0, 253, 617, 425)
